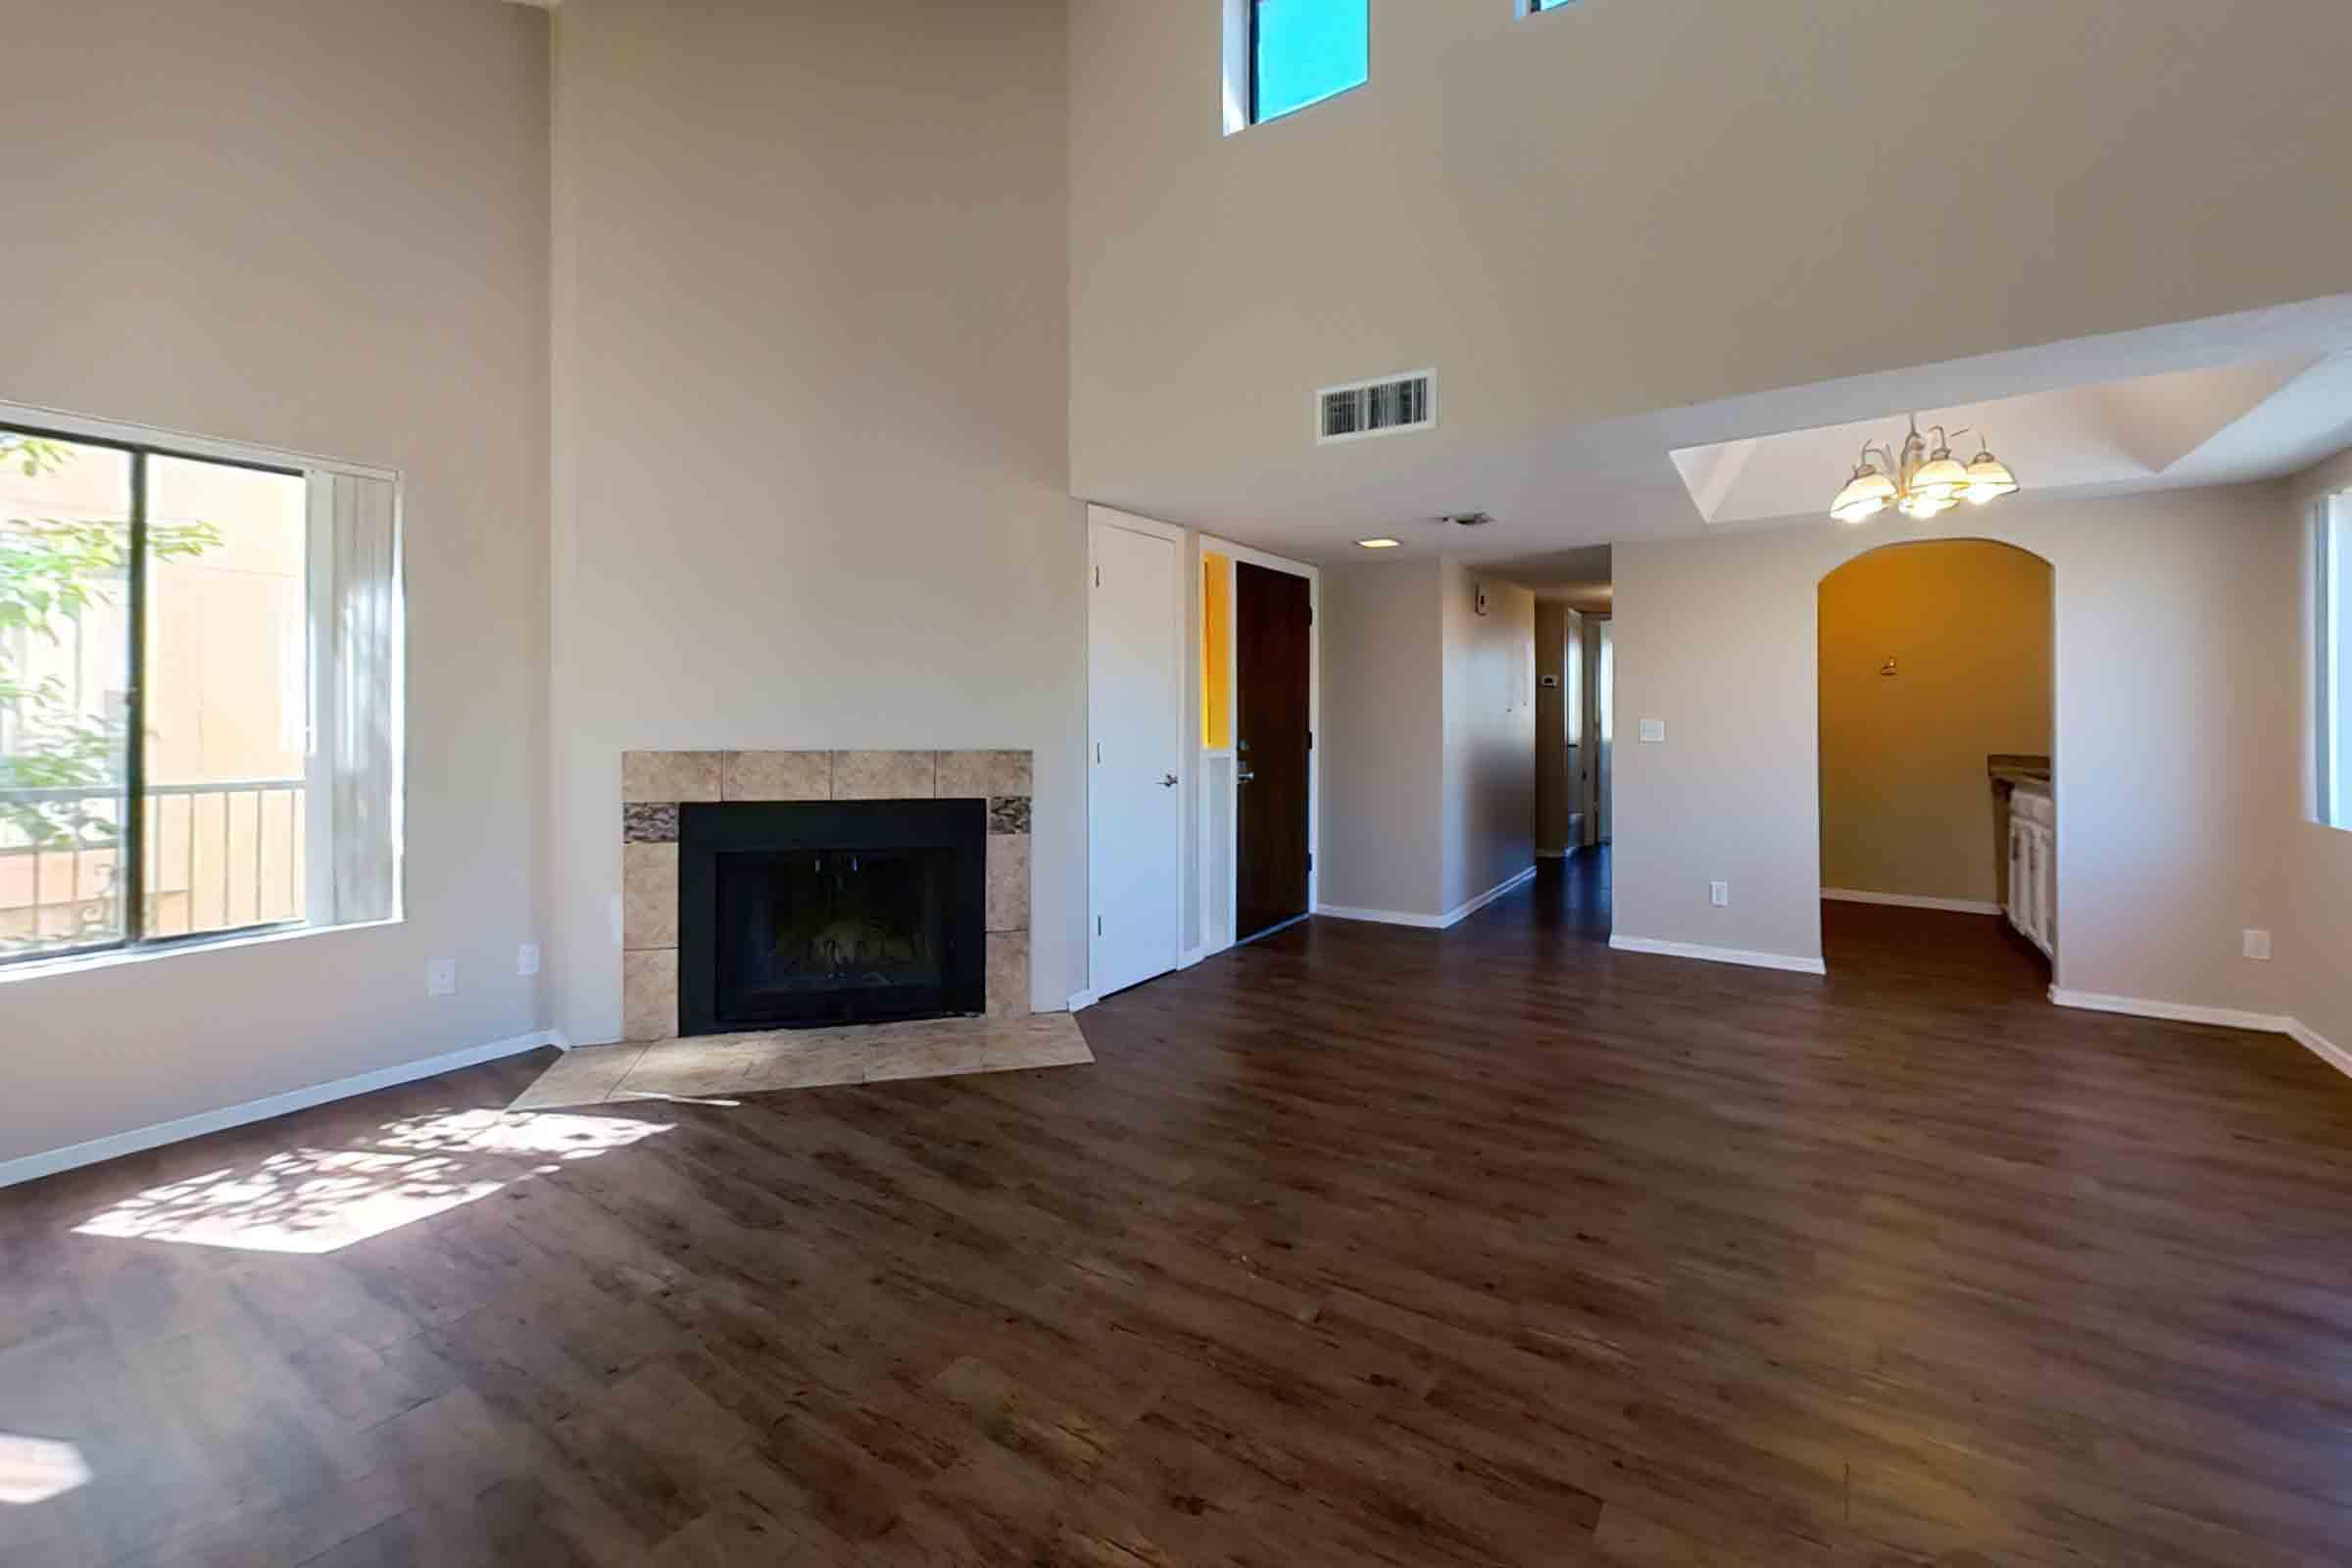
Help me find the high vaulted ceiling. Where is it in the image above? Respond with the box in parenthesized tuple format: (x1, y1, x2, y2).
(1107, 295, 2352, 588)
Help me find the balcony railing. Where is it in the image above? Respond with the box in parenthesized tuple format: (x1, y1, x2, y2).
(0, 778, 306, 959)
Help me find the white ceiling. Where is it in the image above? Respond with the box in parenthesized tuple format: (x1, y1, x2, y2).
(1083, 294, 2352, 587)
(1667, 355, 2352, 531)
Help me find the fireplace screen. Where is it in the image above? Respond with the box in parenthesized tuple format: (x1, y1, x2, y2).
(678, 799, 986, 1033)
(719, 848, 948, 1012)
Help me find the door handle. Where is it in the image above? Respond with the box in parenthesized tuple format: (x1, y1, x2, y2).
(1159, 773, 1178, 788)
(1237, 769, 1256, 783)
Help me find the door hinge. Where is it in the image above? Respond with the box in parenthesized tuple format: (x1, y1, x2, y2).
(1307, 729, 1313, 751)
(1097, 915, 1103, 937)
(1307, 852, 1313, 872)
(1095, 565, 1102, 587)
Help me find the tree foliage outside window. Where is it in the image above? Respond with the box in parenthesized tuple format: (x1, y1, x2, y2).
(0, 431, 218, 945)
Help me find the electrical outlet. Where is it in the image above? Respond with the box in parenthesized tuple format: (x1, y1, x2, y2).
(426, 958, 458, 997)
(1710, 881, 1730, 907)
(517, 943, 542, 977)
(2243, 929, 2273, 961)
(1639, 718, 1666, 744)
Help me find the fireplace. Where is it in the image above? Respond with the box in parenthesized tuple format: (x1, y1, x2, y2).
(677, 799, 986, 1033)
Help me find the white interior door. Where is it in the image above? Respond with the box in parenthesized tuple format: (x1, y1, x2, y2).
(1089, 518, 1182, 999)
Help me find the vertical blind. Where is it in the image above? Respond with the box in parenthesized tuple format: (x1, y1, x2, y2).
(313, 470, 404, 926)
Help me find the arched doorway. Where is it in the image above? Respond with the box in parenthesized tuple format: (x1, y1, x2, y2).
(1817, 539, 2055, 975)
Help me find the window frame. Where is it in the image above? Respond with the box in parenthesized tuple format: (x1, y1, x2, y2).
(2320, 491, 2350, 831)
(0, 410, 388, 969)
(1245, 0, 1369, 128)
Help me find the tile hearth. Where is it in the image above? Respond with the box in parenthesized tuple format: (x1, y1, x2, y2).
(618, 748, 1037, 1043)
(510, 1012, 1093, 1110)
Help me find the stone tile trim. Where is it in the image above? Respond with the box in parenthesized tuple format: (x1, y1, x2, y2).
(723, 750, 831, 802)
(938, 749, 1032, 799)
(833, 750, 937, 800)
(509, 1013, 1093, 1111)
(622, 803, 679, 845)
(618, 748, 1034, 1042)
(622, 751, 720, 804)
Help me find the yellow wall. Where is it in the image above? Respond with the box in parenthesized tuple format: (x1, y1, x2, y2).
(1200, 552, 1232, 750)
(1819, 540, 2052, 906)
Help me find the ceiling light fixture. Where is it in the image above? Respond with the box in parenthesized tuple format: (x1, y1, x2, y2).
(1356, 537, 1402, 550)
(1829, 416, 2020, 524)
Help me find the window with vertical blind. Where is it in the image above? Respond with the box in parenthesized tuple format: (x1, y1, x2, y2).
(0, 410, 402, 966)
(2319, 488, 2352, 831)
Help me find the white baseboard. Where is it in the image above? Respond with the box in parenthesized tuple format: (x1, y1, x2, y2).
(1177, 946, 1209, 970)
(1065, 990, 1100, 1013)
(1536, 849, 1569, 860)
(2288, 1018, 2352, 1080)
(1824, 888, 2002, 917)
(2047, 989, 2352, 1087)
(0, 1029, 563, 1192)
(1608, 935, 1829, 976)
(2047, 989, 2295, 1034)
(1313, 902, 1448, 929)
(1315, 865, 1539, 933)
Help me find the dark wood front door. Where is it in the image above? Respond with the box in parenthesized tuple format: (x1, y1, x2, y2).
(1236, 561, 1312, 940)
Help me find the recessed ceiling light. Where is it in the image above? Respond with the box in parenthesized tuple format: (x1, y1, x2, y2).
(1356, 537, 1402, 550)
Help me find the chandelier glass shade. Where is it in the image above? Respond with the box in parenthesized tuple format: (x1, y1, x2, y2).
(1829, 418, 2019, 524)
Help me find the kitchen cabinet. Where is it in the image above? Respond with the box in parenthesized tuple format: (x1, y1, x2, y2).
(2003, 784, 2055, 959)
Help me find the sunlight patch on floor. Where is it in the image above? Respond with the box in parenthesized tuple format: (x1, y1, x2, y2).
(70, 1108, 669, 1254)
(0, 1434, 90, 1506)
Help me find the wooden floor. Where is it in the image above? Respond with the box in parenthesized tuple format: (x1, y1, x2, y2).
(10, 853, 2352, 1565)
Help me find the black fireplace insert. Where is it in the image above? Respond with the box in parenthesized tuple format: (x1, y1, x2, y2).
(677, 799, 986, 1034)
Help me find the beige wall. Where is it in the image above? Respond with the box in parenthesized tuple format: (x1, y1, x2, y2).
(1317, 561, 1533, 919)
(1615, 486, 2297, 1014)
(1819, 542, 2053, 906)
(1441, 564, 1536, 913)
(0, 0, 552, 1166)
(548, 0, 1080, 1041)
(1067, 1, 2352, 504)
(2284, 447, 2352, 1052)
(1317, 562, 1444, 916)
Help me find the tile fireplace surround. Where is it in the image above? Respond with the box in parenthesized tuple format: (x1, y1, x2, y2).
(619, 749, 1034, 1043)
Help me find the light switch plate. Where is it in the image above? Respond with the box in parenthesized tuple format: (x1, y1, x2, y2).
(517, 943, 542, 977)
(1710, 881, 1729, 907)
(2243, 929, 2273, 961)
(426, 958, 459, 997)
(1639, 718, 1666, 744)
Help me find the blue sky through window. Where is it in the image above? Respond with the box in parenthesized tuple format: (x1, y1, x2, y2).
(1253, 0, 1368, 123)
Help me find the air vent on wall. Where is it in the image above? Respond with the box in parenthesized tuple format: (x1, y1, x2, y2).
(1317, 369, 1437, 445)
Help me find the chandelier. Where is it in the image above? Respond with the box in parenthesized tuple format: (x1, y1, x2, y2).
(1829, 417, 2019, 524)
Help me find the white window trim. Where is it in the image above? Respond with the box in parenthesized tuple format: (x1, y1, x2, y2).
(0, 397, 405, 978)
(0, 398, 395, 485)
(2319, 492, 2350, 832)
(1220, 0, 1249, 136)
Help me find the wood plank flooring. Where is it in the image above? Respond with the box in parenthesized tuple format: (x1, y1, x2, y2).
(9, 851, 2352, 1564)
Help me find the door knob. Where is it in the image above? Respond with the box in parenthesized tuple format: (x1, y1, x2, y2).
(1159, 773, 1178, 788)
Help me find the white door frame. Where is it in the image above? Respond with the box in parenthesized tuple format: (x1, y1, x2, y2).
(1198, 534, 1318, 956)
(1082, 506, 1192, 1009)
